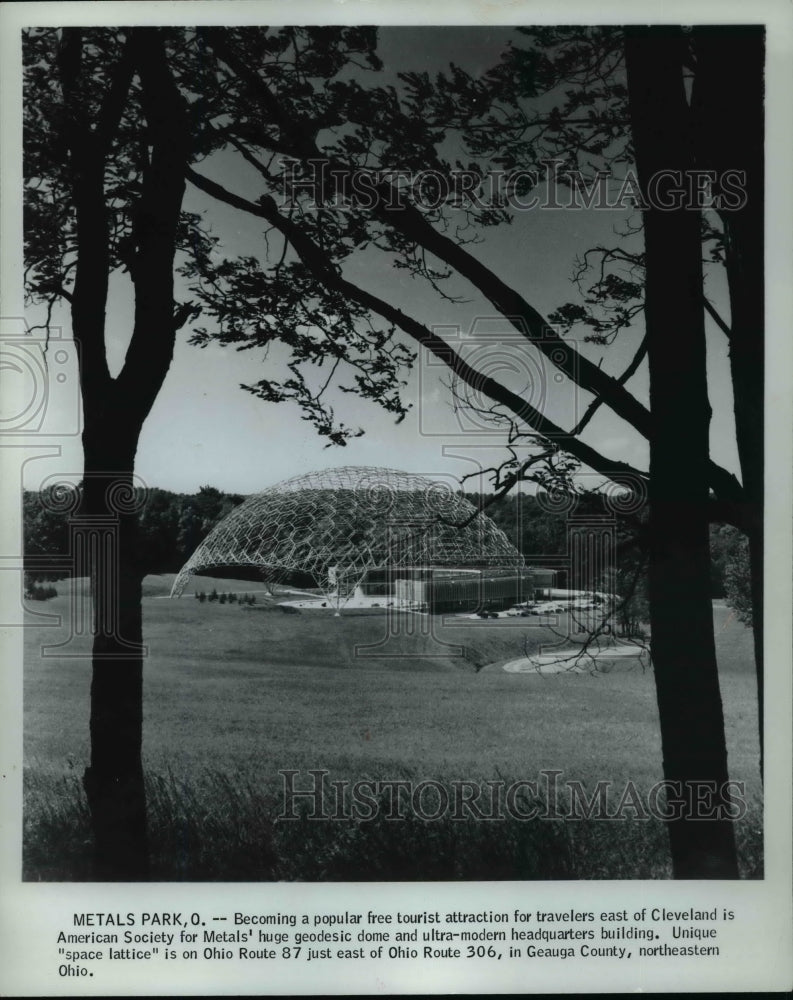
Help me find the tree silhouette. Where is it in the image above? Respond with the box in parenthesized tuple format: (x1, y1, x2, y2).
(25, 27, 197, 877)
(23, 24, 763, 878)
(179, 25, 761, 877)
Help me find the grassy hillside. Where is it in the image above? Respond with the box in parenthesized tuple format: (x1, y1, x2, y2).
(22, 581, 762, 880)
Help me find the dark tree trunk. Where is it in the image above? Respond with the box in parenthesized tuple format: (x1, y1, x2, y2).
(625, 27, 739, 878)
(56, 27, 190, 878)
(691, 26, 765, 774)
(80, 415, 147, 879)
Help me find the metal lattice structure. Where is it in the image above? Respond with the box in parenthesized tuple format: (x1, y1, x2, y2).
(170, 466, 523, 598)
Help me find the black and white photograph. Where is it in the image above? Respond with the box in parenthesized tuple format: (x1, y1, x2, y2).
(1, 0, 791, 994)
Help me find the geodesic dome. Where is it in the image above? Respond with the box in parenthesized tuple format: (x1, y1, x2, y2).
(170, 466, 523, 598)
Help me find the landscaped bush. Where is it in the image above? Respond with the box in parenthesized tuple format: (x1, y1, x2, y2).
(193, 589, 260, 608)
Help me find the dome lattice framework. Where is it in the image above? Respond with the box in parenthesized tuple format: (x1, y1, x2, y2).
(170, 466, 524, 598)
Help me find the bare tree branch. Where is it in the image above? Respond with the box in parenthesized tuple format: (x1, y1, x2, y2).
(194, 29, 746, 513)
(703, 297, 732, 339)
(571, 333, 648, 435)
(186, 165, 651, 492)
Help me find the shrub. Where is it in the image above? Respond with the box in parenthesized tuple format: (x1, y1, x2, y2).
(725, 535, 753, 627)
(219, 593, 227, 605)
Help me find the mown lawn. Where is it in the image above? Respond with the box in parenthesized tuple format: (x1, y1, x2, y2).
(22, 578, 762, 880)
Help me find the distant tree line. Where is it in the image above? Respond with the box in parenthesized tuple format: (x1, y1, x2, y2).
(469, 490, 637, 587)
(23, 484, 244, 580)
(478, 492, 749, 601)
(24, 483, 750, 619)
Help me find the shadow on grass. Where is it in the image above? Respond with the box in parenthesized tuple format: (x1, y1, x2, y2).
(22, 767, 762, 882)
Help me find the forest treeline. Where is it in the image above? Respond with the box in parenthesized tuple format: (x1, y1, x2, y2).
(23, 484, 749, 608)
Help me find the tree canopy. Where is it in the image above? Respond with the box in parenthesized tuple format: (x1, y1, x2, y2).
(22, 24, 763, 880)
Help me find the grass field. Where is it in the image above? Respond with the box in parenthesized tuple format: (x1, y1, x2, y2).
(22, 575, 763, 880)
